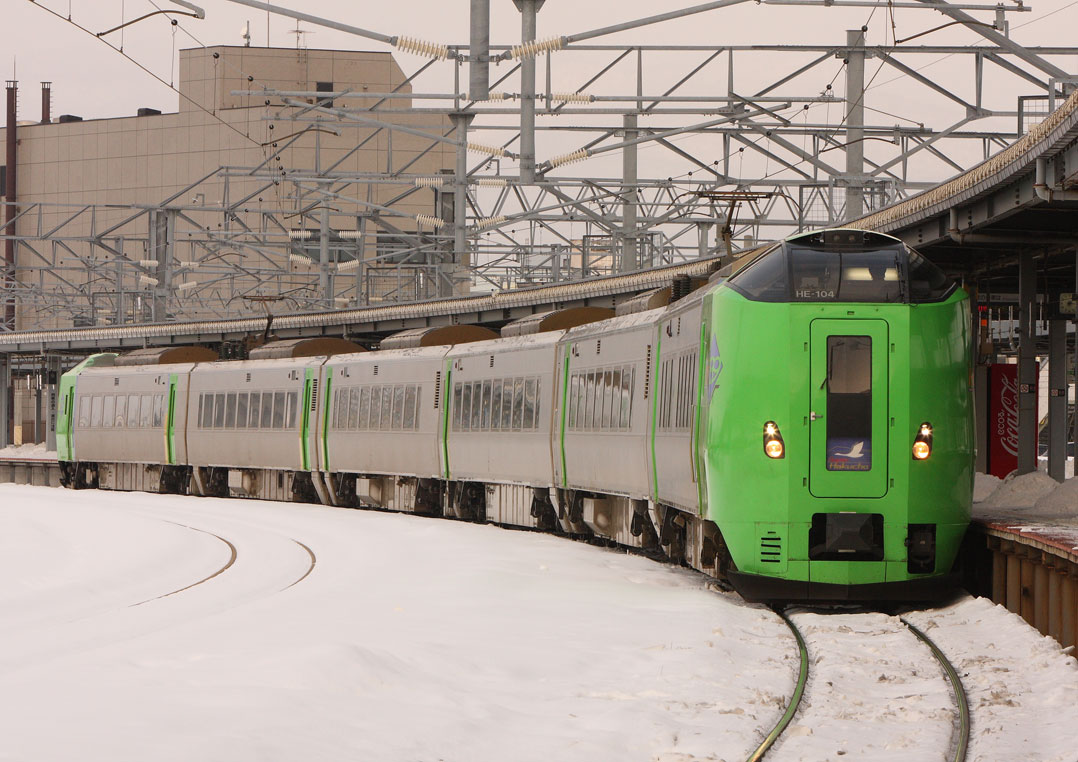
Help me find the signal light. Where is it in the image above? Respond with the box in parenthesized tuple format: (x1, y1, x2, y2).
(912, 422, 933, 460)
(763, 421, 785, 459)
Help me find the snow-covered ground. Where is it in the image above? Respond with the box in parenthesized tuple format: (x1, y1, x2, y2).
(0, 442, 55, 460)
(1, 484, 1077, 761)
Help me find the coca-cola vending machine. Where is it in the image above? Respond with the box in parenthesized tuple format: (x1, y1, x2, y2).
(986, 364, 1034, 479)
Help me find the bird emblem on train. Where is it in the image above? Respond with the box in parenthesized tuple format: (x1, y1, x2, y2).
(706, 334, 723, 402)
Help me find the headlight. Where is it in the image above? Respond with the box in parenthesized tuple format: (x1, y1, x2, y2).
(763, 421, 785, 459)
(912, 422, 933, 460)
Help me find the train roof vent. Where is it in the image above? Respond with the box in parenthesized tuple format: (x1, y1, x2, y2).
(248, 337, 365, 360)
(114, 346, 218, 366)
(500, 307, 614, 338)
(380, 325, 498, 349)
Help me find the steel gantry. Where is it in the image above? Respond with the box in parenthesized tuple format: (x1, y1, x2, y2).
(2, 0, 1077, 332)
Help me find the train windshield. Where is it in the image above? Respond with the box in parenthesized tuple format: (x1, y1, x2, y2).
(727, 236, 955, 304)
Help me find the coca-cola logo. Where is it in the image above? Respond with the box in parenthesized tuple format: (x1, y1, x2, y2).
(995, 374, 1019, 457)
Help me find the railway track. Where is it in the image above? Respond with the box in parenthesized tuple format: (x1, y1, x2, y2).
(745, 607, 970, 762)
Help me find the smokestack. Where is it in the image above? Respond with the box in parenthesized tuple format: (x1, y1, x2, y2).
(40, 82, 50, 124)
(5, 80, 16, 331)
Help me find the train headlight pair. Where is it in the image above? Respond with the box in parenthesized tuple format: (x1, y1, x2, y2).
(763, 421, 785, 459)
(912, 422, 933, 460)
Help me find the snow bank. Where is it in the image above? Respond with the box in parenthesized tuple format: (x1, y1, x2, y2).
(0, 442, 54, 460)
(982, 471, 1060, 509)
(974, 472, 1003, 502)
(1032, 477, 1078, 516)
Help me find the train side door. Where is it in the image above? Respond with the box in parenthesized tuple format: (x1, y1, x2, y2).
(808, 319, 889, 498)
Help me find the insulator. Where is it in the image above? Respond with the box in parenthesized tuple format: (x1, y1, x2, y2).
(333, 297, 352, 304)
(466, 91, 509, 101)
(138, 259, 159, 268)
(414, 214, 446, 229)
(509, 36, 564, 60)
(475, 215, 507, 231)
(475, 177, 508, 187)
(176, 280, 199, 291)
(393, 35, 449, 61)
(176, 260, 200, 270)
(288, 253, 314, 266)
(548, 148, 591, 169)
(337, 258, 361, 272)
(288, 229, 314, 241)
(138, 275, 159, 288)
(467, 141, 508, 158)
(338, 230, 364, 240)
(414, 176, 446, 188)
(551, 92, 593, 103)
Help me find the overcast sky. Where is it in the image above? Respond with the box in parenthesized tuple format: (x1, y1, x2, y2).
(5, 0, 1078, 184)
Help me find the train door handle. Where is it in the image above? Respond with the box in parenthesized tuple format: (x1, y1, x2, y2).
(810, 411, 824, 421)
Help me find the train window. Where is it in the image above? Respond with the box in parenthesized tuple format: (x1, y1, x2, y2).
(508, 379, 521, 430)
(248, 392, 261, 429)
(78, 397, 91, 429)
(103, 395, 115, 428)
(451, 384, 462, 431)
(225, 393, 238, 429)
(357, 387, 369, 430)
(273, 392, 286, 429)
(581, 371, 593, 431)
(908, 250, 955, 302)
(213, 393, 226, 428)
(621, 366, 634, 429)
(825, 336, 873, 472)
(114, 395, 127, 428)
(474, 383, 487, 433)
(404, 385, 418, 430)
(260, 392, 273, 429)
(127, 395, 140, 428)
(567, 373, 580, 429)
(153, 394, 164, 428)
(460, 383, 471, 431)
(480, 380, 492, 430)
(91, 396, 103, 428)
(141, 394, 153, 427)
(494, 379, 506, 429)
(524, 378, 538, 429)
(605, 369, 618, 429)
(286, 391, 297, 429)
(379, 385, 392, 431)
(727, 247, 789, 302)
(392, 385, 404, 430)
(491, 379, 502, 428)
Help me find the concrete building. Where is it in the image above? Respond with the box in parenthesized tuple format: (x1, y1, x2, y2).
(1, 46, 455, 332)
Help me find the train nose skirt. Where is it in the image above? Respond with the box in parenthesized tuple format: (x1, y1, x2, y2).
(808, 512, 884, 561)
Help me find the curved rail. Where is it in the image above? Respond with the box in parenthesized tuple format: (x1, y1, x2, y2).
(901, 617, 970, 762)
(130, 521, 238, 607)
(281, 539, 317, 591)
(744, 606, 810, 762)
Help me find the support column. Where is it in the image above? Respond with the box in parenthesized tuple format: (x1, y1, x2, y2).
(0, 352, 9, 448)
(1017, 251, 1037, 475)
(450, 112, 474, 297)
(844, 29, 866, 221)
(45, 355, 61, 452)
(1073, 245, 1078, 471)
(515, 0, 542, 183)
(34, 367, 42, 445)
(621, 113, 639, 273)
(4, 81, 18, 331)
(1047, 319, 1066, 482)
(469, 0, 490, 101)
(319, 181, 332, 308)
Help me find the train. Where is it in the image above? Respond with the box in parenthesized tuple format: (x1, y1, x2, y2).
(55, 228, 974, 601)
